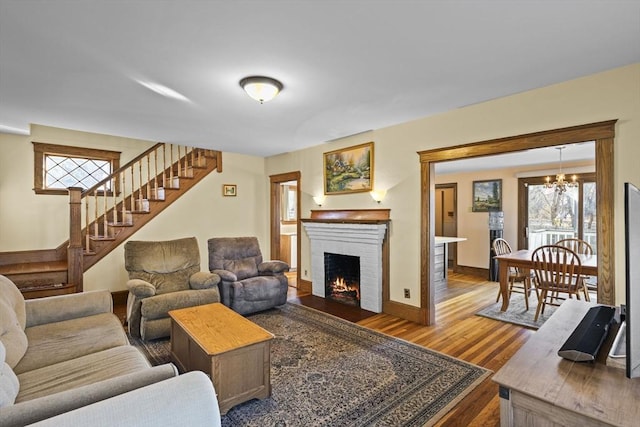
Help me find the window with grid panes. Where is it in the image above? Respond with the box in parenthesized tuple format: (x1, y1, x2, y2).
(33, 142, 121, 195)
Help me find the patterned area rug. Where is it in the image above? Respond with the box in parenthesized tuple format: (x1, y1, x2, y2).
(475, 292, 557, 329)
(129, 303, 490, 427)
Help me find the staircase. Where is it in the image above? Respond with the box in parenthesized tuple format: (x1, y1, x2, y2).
(0, 143, 222, 298)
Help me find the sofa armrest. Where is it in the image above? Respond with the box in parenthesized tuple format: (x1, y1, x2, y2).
(0, 364, 178, 427)
(189, 271, 221, 290)
(24, 290, 113, 328)
(212, 269, 237, 282)
(24, 371, 221, 427)
(126, 279, 156, 298)
(258, 260, 290, 275)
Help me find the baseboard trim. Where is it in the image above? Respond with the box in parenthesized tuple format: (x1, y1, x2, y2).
(383, 300, 424, 324)
(455, 265, 489, 280)
(298, 278, 312, 293)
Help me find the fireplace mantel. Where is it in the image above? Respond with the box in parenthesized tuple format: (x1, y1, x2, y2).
(301, 208, 390, 224)
(301, 209, 390, 313)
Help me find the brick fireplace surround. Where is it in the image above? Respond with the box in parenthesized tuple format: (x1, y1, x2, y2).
(301, 209, 390, 313)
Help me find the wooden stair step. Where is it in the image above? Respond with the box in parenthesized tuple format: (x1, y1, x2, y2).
(89, 235, 116, 242)
(20, 283, 76, 299)
(0, 260, 67, 275)
(108, 222, 134, 227)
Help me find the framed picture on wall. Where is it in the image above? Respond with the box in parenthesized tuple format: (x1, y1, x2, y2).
(222, 184, 237, 197)
(323, 142, 374, 195)
(472, 179, 502, 212)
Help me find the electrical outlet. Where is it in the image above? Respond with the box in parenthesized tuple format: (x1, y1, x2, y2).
(404, 288, 410, 298)
(304, 270, 308, 277)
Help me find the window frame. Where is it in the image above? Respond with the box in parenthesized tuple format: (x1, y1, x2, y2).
(33, 142, 121, 195)
(517, 172, 596, 250)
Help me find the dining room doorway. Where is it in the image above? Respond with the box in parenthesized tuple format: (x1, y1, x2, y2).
(418, 120, 615, 325)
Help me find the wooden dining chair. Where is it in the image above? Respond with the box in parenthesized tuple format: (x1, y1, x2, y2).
(530, 245, 589, 322)
(556, 238, 597, 293)
(492, 238, 536, 310)
(555, 238, 593, 255)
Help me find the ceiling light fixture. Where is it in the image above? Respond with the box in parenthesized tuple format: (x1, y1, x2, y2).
(545, 146, 578, 194)
(239, 76, 283, 104)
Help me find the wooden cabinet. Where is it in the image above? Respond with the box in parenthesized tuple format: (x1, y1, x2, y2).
(493, 299, 640, 426)
(434, 243, 446, 287)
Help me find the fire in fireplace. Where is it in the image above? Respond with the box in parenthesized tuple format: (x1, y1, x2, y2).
(324, 252, 360, 307)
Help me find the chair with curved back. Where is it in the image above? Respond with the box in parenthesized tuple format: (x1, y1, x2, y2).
(492, 238, 537, 310)
(555, 237, 597, 294)
(555, 238, 593, 255)
(530, 244, 590, 322)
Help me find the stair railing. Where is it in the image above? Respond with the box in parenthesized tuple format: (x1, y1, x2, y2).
(68, 143, 209, 263)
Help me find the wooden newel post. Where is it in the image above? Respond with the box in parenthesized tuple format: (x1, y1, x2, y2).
(68, 187, 84, 293)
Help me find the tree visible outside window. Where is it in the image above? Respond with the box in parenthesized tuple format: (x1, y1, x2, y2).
(33, 142, 121, 195)
(524, 174, 596, 252)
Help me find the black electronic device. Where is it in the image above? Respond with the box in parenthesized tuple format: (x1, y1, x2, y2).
(558, 305, 616, 362)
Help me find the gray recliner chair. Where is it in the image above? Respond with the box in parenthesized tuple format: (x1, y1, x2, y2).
(125, 237, 221, 340)
(207, 236, 289, 315)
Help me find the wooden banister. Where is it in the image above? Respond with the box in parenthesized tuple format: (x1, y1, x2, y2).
(68, 187, 83, 292)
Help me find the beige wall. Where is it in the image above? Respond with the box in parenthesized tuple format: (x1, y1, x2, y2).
(1, 64, 638, 303)
(266, 63, 640, 306)
(0, 125, 268, 292)
(436, 160, 594, 269)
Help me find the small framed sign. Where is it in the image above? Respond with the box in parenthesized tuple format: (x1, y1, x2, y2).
(223, 184, 237, 197)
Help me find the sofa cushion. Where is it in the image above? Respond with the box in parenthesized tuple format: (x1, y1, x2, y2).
(0, 275, 26, 329)
(13, 313, 127, 375)
(124, 237, 201, 294)
(15, 346, 151, 402)
(223, 257, 258, 280)
(0, 341, 20, 408)
(235, 276, 283, 301)
(0, 299, 28, 369)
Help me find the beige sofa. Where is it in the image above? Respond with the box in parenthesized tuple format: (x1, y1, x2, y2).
(29, 371, 221, 427)
(0, 275, 179, 426)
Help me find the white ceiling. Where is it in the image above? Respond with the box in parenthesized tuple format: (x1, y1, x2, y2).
(1, 1, 638, 160)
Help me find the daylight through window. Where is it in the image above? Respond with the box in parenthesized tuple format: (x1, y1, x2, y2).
(33, 142, 121, 195)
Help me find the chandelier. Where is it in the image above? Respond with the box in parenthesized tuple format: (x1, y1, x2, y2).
(545, 146, 578, 194)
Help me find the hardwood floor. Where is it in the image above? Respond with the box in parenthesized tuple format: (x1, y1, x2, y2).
(116, 272, 532, 426)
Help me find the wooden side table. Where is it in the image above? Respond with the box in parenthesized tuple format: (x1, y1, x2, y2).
(168, 303, 274, 414)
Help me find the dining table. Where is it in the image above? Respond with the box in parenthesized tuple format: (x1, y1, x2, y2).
(494, 249, 598, 311)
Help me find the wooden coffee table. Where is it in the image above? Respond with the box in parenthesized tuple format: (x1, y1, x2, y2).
(168, 302, 274, 414)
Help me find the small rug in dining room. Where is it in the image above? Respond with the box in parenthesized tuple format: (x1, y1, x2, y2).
(129, 303, 490, 427)
(475, 292, 557, 329)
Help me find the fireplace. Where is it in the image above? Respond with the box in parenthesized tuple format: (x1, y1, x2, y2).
(324, 252, 360, 307)
(302, 210, 389, 313)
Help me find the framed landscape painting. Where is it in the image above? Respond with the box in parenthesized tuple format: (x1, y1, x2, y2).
(323, 142, 374, 195)
(472, 179, 502, 212)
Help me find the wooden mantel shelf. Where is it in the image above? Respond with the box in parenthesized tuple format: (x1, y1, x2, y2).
(302, 209, 390, 223)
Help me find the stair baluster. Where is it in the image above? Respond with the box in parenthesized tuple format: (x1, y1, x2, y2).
(0, 143, 222, 298)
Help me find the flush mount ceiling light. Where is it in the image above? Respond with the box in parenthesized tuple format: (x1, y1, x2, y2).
(239, 76, 283, 104)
